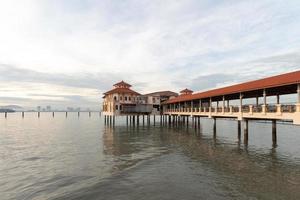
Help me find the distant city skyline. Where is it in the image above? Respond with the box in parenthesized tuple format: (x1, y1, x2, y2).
(0, 0, 299, 109)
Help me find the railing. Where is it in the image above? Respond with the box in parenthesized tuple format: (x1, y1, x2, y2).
(253, 106, 262, 113)
(242, 106, 250, 113)
(232, 106, 239, 113)
(281, 105, 296, 113)
(224, 107, 230, 112)
(165, 104, 298, 114)
(266, 105, 277, 113)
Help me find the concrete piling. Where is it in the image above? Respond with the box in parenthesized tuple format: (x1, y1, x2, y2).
(238, 120, 241, 141)
(244, 119, 248, 144)
(272, 120, 277, 146)
(213, 118, 216, 136)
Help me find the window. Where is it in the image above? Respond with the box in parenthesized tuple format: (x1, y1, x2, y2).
(114, 96, 117, 101)
(125, 96, 127, 101)
(153, 97, 156, 103)
(115, 105, 118, 110)
(120, 96, 123, 101)
(129, 97, 131, 101)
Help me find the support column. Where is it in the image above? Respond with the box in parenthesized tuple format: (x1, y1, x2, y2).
(113, 116, 115, 126)
(126, 115, 128, 125)
(77, 112, 80, 117)
(65, 112, 68, 118)
(272, 120, 277, 147)
(239, 93, 243, 113)
(237, 120, 241, 141)
(38, 112, 40, 118)
(22, 112, 24, 118)
(262, 89, 267, 114)
(243, 119, 248, 144)
(5, 112, 7, 118)
(222, 96, 225, 113)
(213, 118, 216, 136)
(137, 115, 140, 126)
(199, 99, 202, 112)
(153, 115, 156, 126)
(186, 116, 189, 126)
(52, 112, 55, 118)
(143, 115, 145, 125)
(298, 84, 300, 103)
(89, 112, 91, 117)
(133, 115, 135, 126)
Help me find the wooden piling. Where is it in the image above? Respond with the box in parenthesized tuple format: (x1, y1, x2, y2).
(52, 112, 55, 118)
(38, 112, 40, 118)
(153, 115, 156, 126)
(89, 112, 91, 117)
(78, 112, 80, 117)
(126, 115, 128, 125)
(22, 112, 24, 118)
(137, 115, 140, 125)
(65, 112, 68, 118)
(5, 112, 7, 118)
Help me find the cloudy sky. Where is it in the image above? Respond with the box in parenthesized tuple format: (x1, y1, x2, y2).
(0, 0, 299, 110)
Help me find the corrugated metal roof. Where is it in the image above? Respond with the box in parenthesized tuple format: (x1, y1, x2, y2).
(165, 70, 300, 104)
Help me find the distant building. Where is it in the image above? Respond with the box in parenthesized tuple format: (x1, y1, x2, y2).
(46, 106, 51, 111)
(102, 81, 178, 116)
(67, 107, 74, 111)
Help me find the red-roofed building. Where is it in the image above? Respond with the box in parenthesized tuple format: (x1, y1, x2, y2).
(102, 81, 177, 116)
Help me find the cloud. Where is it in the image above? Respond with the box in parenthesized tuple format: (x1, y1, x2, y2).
(0, 0, 299, 108)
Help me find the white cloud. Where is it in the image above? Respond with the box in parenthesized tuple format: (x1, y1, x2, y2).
(0, 0, 299, 108)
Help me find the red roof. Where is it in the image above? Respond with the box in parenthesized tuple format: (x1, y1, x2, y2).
(180, 88, 193, 94)
(165, 70, 300, 104)
(113, 80, 131, 88)
(104, 87, 140, 95)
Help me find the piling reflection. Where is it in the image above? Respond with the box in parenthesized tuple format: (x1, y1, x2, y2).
(102, 122, 300, 199)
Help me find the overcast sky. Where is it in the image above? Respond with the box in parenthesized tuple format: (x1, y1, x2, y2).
(0, 0, 299, 110)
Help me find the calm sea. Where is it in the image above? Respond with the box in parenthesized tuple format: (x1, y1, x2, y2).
(1, 112, 300, 200)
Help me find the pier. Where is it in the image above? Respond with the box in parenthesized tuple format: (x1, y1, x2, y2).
(162, 71, 300, 146)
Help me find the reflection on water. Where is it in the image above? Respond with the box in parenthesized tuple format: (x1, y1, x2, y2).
(0, 113, 300, 200)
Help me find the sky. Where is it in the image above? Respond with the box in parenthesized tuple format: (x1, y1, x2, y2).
(0, 0, 300, 110)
